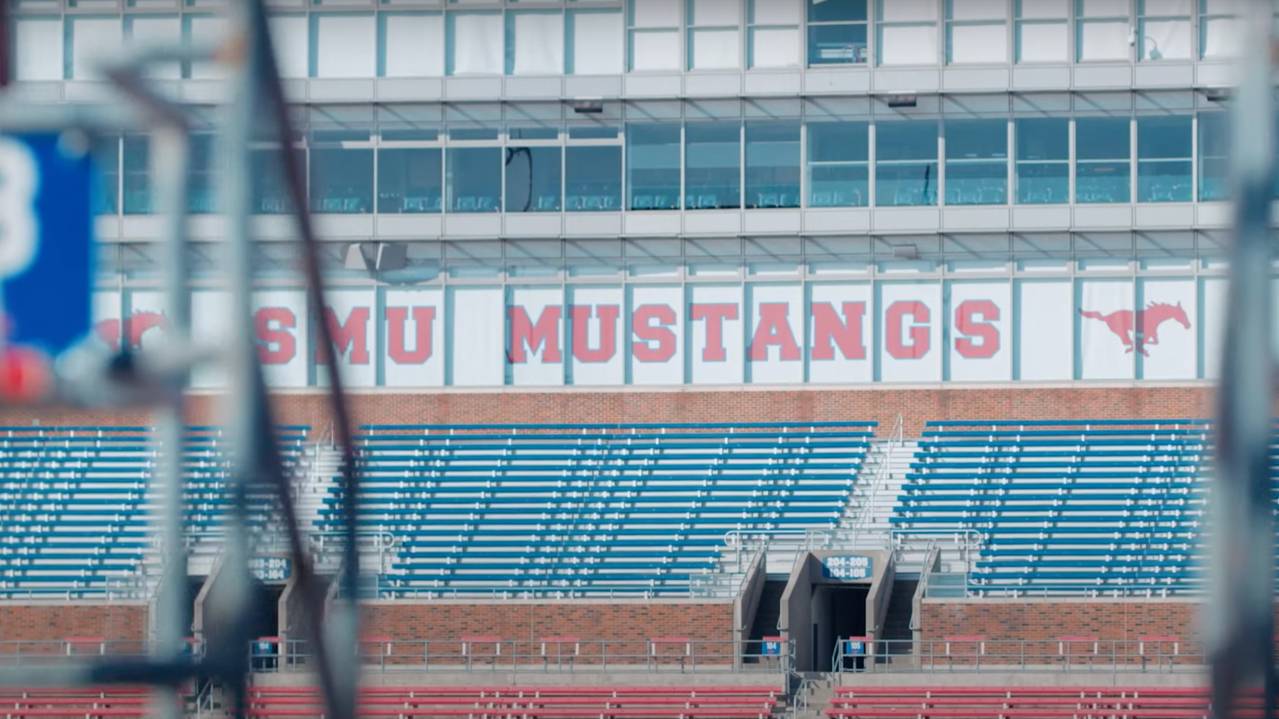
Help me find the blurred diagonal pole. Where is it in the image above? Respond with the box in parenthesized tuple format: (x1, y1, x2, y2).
(1209, 2, 1276, 718)
(244, 5, 361, 719)
(218, 4, 359, 719)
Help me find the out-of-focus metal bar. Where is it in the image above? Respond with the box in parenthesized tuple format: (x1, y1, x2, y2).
(1209, 3, 1276, 719)
(214, 4, 263, 718)
(246, 3, 360, 718)
(99, 53, 197, 719)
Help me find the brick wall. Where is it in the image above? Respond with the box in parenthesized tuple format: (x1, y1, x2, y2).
(920, 599, 1197, 642)
(358, 600, 736, 665)
(0, 384, 1216, 439)
(0, 603, 148, 644)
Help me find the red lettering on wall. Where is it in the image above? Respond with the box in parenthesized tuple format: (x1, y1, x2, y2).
(386, 306, 436, 365)
(254, 307, 296, 365)
(508, 305, 563, 363)
(689, 303, 738, 362)
(810, 302, 867, 361)
(571, 305, 619, 363)
(748, 303, 801, 362)
(316, 307, 371, 365)
(886, 301, 930, 360)
(954, 299, 1000, 359)
(632, 304, 677, 362)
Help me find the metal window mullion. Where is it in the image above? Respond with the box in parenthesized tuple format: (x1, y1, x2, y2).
(867, 121, 877, 207)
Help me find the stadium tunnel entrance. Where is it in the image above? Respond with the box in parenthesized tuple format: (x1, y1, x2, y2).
(776, 549, 892, 672)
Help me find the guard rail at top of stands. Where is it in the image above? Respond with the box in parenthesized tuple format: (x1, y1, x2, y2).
(830, 636, 1212, 674)
(266, 637, 791, 674)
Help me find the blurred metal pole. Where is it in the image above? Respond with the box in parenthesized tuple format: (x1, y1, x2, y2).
(0, 0, 10, 89)
(214, 4, 263, 717)
(1209, 2, 1276, 717)
(151, 117, 193, 719)
(246, 4, 360, 718)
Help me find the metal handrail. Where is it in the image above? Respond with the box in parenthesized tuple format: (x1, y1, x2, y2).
(829, 637, 1212, 674)
(265, 638, 790, 675)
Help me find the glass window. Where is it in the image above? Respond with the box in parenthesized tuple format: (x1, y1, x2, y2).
(1137, 0, 1192, 61)
(627, 124, 680, 210)
(67, 17, 122, 80)
(310, 147, 373, 214)
(877, 0, 939, 65)
(749, 0, 800, 68)
(629, 0, 681, 71)
(1016, 0, 1068, 63)
(381, 13, 445, 77)
(1015, 118, 1068, 204)
(314, 13, 376, 78)
(1076, 117, 1130, 203)
(92, 136, 119, 216)
(378, 148, 443, 213)
(947, 0, 1008, 64)
(505, 146, 562, 212)
(448, 12, 503, 75)
(685, 122, 741, 210)
(808, 121, 869, 207)
(876, 121, 938, 206)
(186, 15, 228, 79)
(1136, 115, 1191, 202)
(250, 147, 302, 215)
(268, 15, 309, 78)
(945, 119, 1007, 205)
(568, 9, 624, 74)
(808, 0, 869, 65)
(1076, 0, 1129, 61)
(15, 17, 63, 81)
(1200, 0, 1239, 59)
(566, 146, 622, 211)
(190, 134, 216, 214)
(122, 135, 150, 215)
(745, 122, 800, 208)
(447, 147, 501, 213)
(1198, 112, 1228, 201)
(688, 0, 741, 70)
(506, 10, 564, 75)
(126, 15, 181, 79)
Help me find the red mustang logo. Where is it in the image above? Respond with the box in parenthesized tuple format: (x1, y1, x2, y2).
(1079, 302, 1190, 357)
(94, 311, 166, 350)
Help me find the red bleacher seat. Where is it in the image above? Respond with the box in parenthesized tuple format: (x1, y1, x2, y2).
(825, 686, 1231, 719)
(248, 684, 779, 719)
(0, 688, 150, 719)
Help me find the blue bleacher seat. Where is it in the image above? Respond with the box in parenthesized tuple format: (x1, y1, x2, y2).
(318, 421, 876, 599)
(890, 419, 1240, 597)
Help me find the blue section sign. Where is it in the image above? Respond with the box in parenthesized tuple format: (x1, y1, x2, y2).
(0, 133, 94, 358)
(822, 554, 874, 580)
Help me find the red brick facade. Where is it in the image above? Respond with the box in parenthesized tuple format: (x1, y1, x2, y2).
(0, 603, 147, 644)
(919, 599, 1198, 643)
(1, 384, 1216, 439)
(358, 600, 736, 665)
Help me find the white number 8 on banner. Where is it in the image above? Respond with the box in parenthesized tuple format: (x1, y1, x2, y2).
(0, 138, 39, 278)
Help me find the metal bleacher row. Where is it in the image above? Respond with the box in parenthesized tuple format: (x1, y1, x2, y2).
(318, 422, 876, 598)
(0, 425, 307, 599)
(891, 419, 1223, 596)
(247, 685, 780, 719)
(825, 686, 1226, 719)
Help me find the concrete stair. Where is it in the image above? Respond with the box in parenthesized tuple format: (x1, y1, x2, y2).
(836, 439, 917, 551)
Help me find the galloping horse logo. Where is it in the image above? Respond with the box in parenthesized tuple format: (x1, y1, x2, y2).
(1078, 302, 1190, 357)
